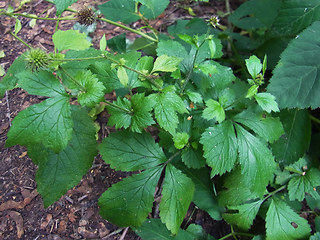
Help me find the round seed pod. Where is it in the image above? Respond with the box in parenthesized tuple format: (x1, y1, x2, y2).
(25, 48, 50, 72)
(76, 7, 95, 26)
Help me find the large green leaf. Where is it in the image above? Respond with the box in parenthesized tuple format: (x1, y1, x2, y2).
(288, 168, 320, 201)
(137, 0, 170, 19)
(6, 96, 72, 153)
(235, 124, 276, 196)
(271, 109, 311, 165)
(223, 199, 263, 230)
(200, 120, 238, 176)
(234, 109, 284, 143)
(135, 219, 175, 240)
(98, 0, 139, 24)
(159, 164, 195, 235)
(29, 106, 97, 207)
(53, 0, 78, 15)
(267, 21, 320, 109)
(266, 198, 311, 240)
(271, 0, 320, 37)
(99, 166, 162, 227)
(52, 30, 91, 51)
(16, 71, 66, 97)
(99, 131, 166, 171)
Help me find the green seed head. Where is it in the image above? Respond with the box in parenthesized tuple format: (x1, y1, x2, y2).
(77, 7, 95, 26)
(25, 48, 50, 72)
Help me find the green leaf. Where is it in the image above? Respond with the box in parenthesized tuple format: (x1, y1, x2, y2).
(98, 0, 139, 24)
(75, 70, 106, 107)
(234, 109, 284, 143)
(107, 33, 127, 53)
(117, 66, 129, 87)
(288, 168, 320, 201)
(53, 0, 77, 15)
(156, 40, 188, 60)
(255, 93, 279, 113)
(267, 21, 320, 109)
(30, 106, 97, 207)
(271, 0, 320, 37)
(181, 147, 206, 169)
(150, 88, 187, 134)
(246, 85, 258, 99)
(6, 96, 72, 153)
(0, 55, 27, 97)
(99, 130, 166, 171)
(52, 30, 91, 51)
(152, 55, 182, 73)
(185, 90, 203, 104)
(16, 71, 66, 97)
(99, 34, 107, 51)
(15, 18, 21, 34)
(134, 219, 175, 240)
(235, 124, 276, 196)
(106, 97, 131, 129)
(271, 109, 311, 165)
(202, 99, 225, 123)
(200, 120, 238, 176)
(310, 232, 320, 240)
(160, 164, 195, 235)
(266, 198, 311, 240)
(223, 199, 263, 230)
(99, 166, 162, 227)
(173, 132, 189, 149)
(208, 38, 216, 59)
(137, 0, 170, 19)
(246, 55, 262, 79)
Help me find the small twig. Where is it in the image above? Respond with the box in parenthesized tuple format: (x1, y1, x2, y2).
(101, 228, 124, 240)
(119, 227, 129, 240)
(5, 91, 12, 126)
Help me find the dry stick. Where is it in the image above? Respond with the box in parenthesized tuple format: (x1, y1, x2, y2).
(119, 227, 129, 240)
(5, 91, 12, 126)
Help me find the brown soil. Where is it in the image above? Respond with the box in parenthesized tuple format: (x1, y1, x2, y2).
(0, 0, 241, 239)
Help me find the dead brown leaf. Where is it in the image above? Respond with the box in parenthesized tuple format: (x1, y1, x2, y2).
(8, 211, 24, 238)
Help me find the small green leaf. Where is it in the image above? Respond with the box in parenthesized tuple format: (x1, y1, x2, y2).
(246, 85, 258, 99)
(0, 50, 5, 58)
(53, 0, 78, 15)
(288, 168, 320, 201)
(245, 55, 262, 79)
(223, 199, 263, 230)
(208, 39, 216, 59)
(99, 166, 162, 227)
(29, 106, 97, 207)
(200, 120, 237, 176)
(255, 92, 279, 113)
(52, 30, 91, 51)
(181, 147, 206, 169)
(6, 96, 73, 153)
(134, 219, 175, 240)
(137, 0, 170, 19)
(151, 55, 182, 73)
(266, 198, 311, 240)
(202, 99, 225, 123)
(236, 124, 276, 196)
(75, 71, 106, 107)
(117, 66, 129, 87)
(106, 97, 131, 129)
(99, 34, 107, 51)
(262, 55, 267, 75)
(99, 131, 166, 171)
(310, 232, 320, 240)
(15, 18, 22, 34)
(29, 18, 37, 28)
(185, 90, 202, 103)
(160, 164, 195, 235)
(0, 66, 5, 77)
(173, 132, 189, 149)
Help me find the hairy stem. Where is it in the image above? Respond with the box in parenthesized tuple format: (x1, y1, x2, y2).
(10, 32, 32, 49)
(101, 101, 132, 114)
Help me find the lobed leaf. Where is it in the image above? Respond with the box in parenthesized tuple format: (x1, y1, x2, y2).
(255, 93, 280, 113)
(202, 99, 225, 123)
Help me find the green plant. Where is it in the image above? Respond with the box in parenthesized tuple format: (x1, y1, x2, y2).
(1, 0, 320, 239)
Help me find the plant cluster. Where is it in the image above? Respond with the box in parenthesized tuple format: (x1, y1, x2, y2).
(1, 0, 320, 239)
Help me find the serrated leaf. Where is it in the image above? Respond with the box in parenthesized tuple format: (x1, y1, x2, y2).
(267, 21, 320, 109)
(160, 164, 195, 235)
(173, 132, 189, 149)
(16, 71, 66, 97)
(234, 109, 284, 143)
(181, 147, 206, 169)
(271, 109, 311, 165)
(137, 0, 170, 19)
(151, 89, 187, 134)
(156, 40, 188, 60)
(75, 70, 106, 107)
(98, 0, 139, 24)
(106, 97, 131, 129)
(152, 55, 182, 73)
(6, 96, 72, 153)
(134, 219, 175, 240)
(99, 131, 166, 171)
(310, 232, 320, 240)
(107, 33, 126, 53)
(29, 106, 97, 207)
(99, 166, 162, 227)
(246, 55, 262, 79)
(53, 0, 78, 15)
(271, 0, 320, 37)
(52, 30, 91, 51)
(202, 99, 225, 123)
(288, 168, 320, 201)
(200, 120, 237, 176)
(223, 199, 263, 230)
(266, 198, 311, 240)
(185, 90, 202, 103)
(255, 93, 279, 113)
(235, 124, 276, 196)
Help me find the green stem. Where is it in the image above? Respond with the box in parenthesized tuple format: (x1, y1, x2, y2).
(97, 16, 158, 43)
(102, 101, 132, 114)
(284, 166, 304, 175)
(10, 32, 32, 49)
(164, 151, 181, 166)
(58, 66, 85, 91)
(310, 114, 320, 125)
(218, 232, 254, 240)
(263, 185, 287, 201)
(3, 12, 76, 21)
